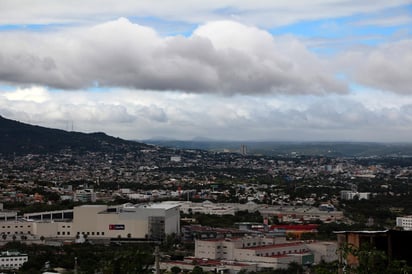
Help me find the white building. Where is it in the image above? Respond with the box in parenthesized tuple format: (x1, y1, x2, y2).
(0, 202, 180, 241)
(74, 189, 96, 202)
(396, 216, 412, 231)
(306, 242, 338, 263)
(195, 235, 314, 270)
(340, 191, 371, 200)
(179, 201, 260, 216)
(0, 251, 28, 270)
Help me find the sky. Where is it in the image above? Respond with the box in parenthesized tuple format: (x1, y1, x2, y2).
(0, 1, 411, 142)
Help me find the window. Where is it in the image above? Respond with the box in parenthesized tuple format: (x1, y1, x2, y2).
(67, 232, 70, 235)
(92, 232, 95, 235)
(57, 232, 60, 235)
(62, 232, 65, 235)
(102, 232, 105, 235)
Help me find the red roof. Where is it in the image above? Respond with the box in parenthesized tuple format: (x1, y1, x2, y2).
(244, 242, 305, 250)
(269, 224, 318, 231)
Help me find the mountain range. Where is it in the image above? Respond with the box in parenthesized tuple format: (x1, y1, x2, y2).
(2, 115, 412, 157)
(0, 115, 149, 155)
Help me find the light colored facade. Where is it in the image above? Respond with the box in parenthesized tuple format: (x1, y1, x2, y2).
(306, 242, 338, 263)
(340, 191, 371, 200)
(0, 251, 28, 270)
(195, 235, 313, 270)
(179, 201, 260, 216)
(74, 189, 96, 202)
(0, 202, 180, 241)
(396, 216, 412, 230)
(259, 206, 344, 223)
(73, 202, 180, 239)
(160, 257, 258, 274)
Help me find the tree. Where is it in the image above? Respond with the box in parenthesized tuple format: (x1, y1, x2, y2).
(191, 266, 204, 274)
(171, 266, 182, 274)
(339, 243, 412, 274)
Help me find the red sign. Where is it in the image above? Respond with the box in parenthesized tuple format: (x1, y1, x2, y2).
(109, 224, 125, 230)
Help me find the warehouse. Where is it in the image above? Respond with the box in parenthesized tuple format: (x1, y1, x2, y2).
(0, 201, 180, 241)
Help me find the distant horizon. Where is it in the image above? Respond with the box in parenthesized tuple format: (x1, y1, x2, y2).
(140, 136, 412, 145)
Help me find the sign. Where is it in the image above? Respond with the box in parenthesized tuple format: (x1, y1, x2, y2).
(109, 224, 125, 230)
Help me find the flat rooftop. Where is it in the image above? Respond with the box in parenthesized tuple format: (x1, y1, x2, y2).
(133, 201, 181, 210)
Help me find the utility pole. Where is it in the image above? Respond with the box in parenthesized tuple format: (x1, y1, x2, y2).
(154, 246, 160, 274)
(74, 256, 78, 274)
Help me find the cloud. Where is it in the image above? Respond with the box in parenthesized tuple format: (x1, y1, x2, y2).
(0, 18, 347, 95)
(0, 0, 409, 28)
(2, 87, 412, 142)
(338, 39, 412, 94)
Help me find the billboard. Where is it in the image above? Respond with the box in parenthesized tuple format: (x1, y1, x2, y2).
(109, 224, 125, 230)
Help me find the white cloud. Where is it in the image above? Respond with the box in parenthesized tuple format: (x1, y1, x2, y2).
(2, 87, 412, 142)
(0, 0, 409, 28)
(0, 18, 347, 95)
(353, 14, 412, 27)
(337, 39, 412, 94)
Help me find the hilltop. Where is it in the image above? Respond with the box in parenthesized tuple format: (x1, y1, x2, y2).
(0, 115, 150, 155)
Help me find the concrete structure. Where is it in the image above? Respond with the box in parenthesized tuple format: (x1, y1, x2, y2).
(0, 202, 180, 241)
(396, 215, 412, 230)
(73, 202, 180, 240)
(340, 191, 371, 200)
(0, 251, 28, 270)
(195, 235, 314, 271)
(74, 189, 96, 202)
(179, 201, 260, 216)
(161, 257, 257, 274)
(259, 206, 344, 223)
(306, 242, 338, 263)
(0, 203, 18, 222)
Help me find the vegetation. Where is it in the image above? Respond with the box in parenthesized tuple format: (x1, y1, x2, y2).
(184, 210, 263, 228)
(1, 241, 154, 274)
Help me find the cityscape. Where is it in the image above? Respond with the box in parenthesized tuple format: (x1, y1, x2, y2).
(1, 1, 412, 273)
(0, 116, 412, 273)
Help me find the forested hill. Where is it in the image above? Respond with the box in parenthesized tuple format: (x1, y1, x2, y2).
(0, 115, 150, 155)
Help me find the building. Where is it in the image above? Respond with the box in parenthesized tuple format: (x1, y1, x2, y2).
(0, 202, 180, 241)
(335, 230, 412, 269)
(240, 144, 247, 155)
(160, 257, 257, 274)
(182, 225, 251, 242)
(269, 224, 318, 239)
(396, 215, 412, 230)
(259, 205, 344, 223)
(74, 189, 96, 202)
(195, 235, 314, 270)
(0, 203, 18, 221)
(306, 242, 337, 263)
(340, 191, 370, 200)
(0, 251, 28, 270)
(179, 201, 260, 216)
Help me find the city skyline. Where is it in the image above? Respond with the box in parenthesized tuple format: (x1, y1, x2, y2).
(0, 1, 411, 142)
